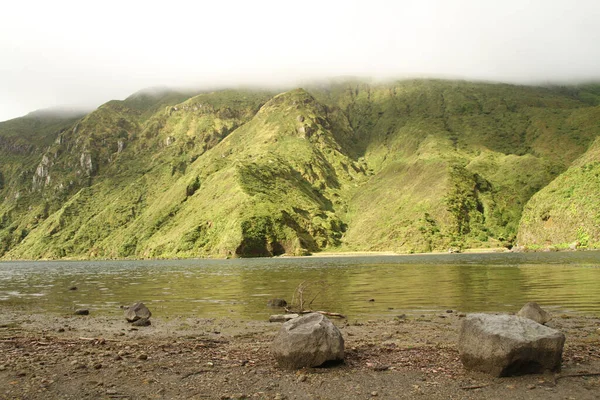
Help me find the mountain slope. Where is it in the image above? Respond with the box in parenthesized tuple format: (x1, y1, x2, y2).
(1, 80, 599, 259)
(518, 128, 600, 249)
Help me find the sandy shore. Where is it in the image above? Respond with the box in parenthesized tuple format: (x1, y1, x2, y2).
(1, 309, 599, 399)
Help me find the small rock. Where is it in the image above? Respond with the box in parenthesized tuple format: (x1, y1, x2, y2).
(267, 299, 287, 308)
(269, 314, 299, 323)
(368, 299, 375, 302)
(517, 302, 551, 325)
(16, 371, 26, 377)
(371, 391, 378, 397)
(93, 363, 102, 369)
(106, 389, 118, 395)
(124, 302, 151, 322)
(132, 318, 151, 327)
(74, 309, 89, 316)
(138, 354, 148, 360)
(69, 286, 78, 291)
(297, 374, 307, 382)
(57, 328, 65, 333)
(446, 309, 453, 313)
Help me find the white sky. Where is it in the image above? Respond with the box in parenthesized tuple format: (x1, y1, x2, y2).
(1, 0, 600, 122)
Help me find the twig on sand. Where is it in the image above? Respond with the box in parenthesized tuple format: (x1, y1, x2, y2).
(556, 372, 600, 380)
(78, 337, 121, 342)
(182, 369, 214, 379)
(460, 383, 491, 390)
(284, 309, 346, 319)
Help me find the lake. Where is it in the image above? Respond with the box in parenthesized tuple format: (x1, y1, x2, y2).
(1, 251, 599, 320)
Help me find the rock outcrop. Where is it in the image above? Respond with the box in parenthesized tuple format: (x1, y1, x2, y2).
(517, 302, 551, 325)
(271, 313, 344, 369)
(458, 313, 565, 376)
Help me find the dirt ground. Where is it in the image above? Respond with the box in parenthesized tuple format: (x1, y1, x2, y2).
(1, 308, 599, 400)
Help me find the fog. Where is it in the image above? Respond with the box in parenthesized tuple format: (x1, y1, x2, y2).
(1, 0, 599, 122)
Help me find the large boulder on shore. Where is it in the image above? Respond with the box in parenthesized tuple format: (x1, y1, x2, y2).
(459, 313, 565, 377)
(124, 302, 152, 322)
(517, 302, 551, 325)
(271, 313, 344, 369)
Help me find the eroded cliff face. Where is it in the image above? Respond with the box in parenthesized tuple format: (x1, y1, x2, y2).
(1, 81, 599, 259)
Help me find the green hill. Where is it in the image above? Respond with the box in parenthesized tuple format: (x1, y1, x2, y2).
(1, 80, 599, 259)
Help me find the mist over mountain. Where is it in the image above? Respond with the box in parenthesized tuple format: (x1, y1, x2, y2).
(0, 79, 599, 259)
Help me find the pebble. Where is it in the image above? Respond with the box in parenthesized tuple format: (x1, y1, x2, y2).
(297, 374, 307, 382)
(138, 354, 148, 360)
(371, 391, 378, 397)
(132, 318, 151, 327)
(274, 394, 283, 400)
(57, 328, 65, 333)
(74, 309, 89, 316)
(94, 363, 102, 369)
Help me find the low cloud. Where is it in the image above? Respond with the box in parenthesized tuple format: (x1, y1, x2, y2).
(1, 0, 599, 122)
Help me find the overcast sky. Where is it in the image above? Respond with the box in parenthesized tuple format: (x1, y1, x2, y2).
(1, 0, 600, 122)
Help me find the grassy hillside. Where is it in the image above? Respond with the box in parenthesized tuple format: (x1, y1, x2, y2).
(1, 80, 599, 259)
(518, 130, 600, 249)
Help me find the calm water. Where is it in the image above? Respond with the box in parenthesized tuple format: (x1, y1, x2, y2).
(1, 252, 599, 320)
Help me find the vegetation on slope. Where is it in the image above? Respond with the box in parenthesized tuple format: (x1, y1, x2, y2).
(0, 80, 599, 259)
(518, 131, 600, 249)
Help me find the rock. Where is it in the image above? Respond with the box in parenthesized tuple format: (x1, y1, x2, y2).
(124, 302, 151, 322)
(132, 317, 151, 327)
(517, 302, 551, 325)
(458, 313, 565, 377)
(267, 299, 287, 308)
(74, 309, 89, 315)
(271, 313, 344, 369)
(269, 314, 299, 323)
(68, 286, 77, 291)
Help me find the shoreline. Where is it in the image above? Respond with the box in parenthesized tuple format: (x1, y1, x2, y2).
(4, 246, 598, 263)
(1, 308, 599, 399)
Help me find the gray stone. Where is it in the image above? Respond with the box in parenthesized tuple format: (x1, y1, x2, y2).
(271, 313, 344, 369)
(74, 309, 89, 315)
(124, 302, 151, 322)
(458, 313, 565, 377)
(517, 302, 551, 325)
(269, 314, 299, 322)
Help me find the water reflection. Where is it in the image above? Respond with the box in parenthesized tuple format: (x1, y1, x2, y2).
(0, 252, 599, 319)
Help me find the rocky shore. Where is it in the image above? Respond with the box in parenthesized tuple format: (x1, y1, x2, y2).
(1, 309, 599, 399)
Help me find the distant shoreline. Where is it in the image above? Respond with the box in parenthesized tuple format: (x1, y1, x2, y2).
(304, 247, 505, 258)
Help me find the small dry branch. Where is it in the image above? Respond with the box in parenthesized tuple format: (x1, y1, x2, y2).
(556, 372, 600, 380)
(460, 383, 491, 390)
